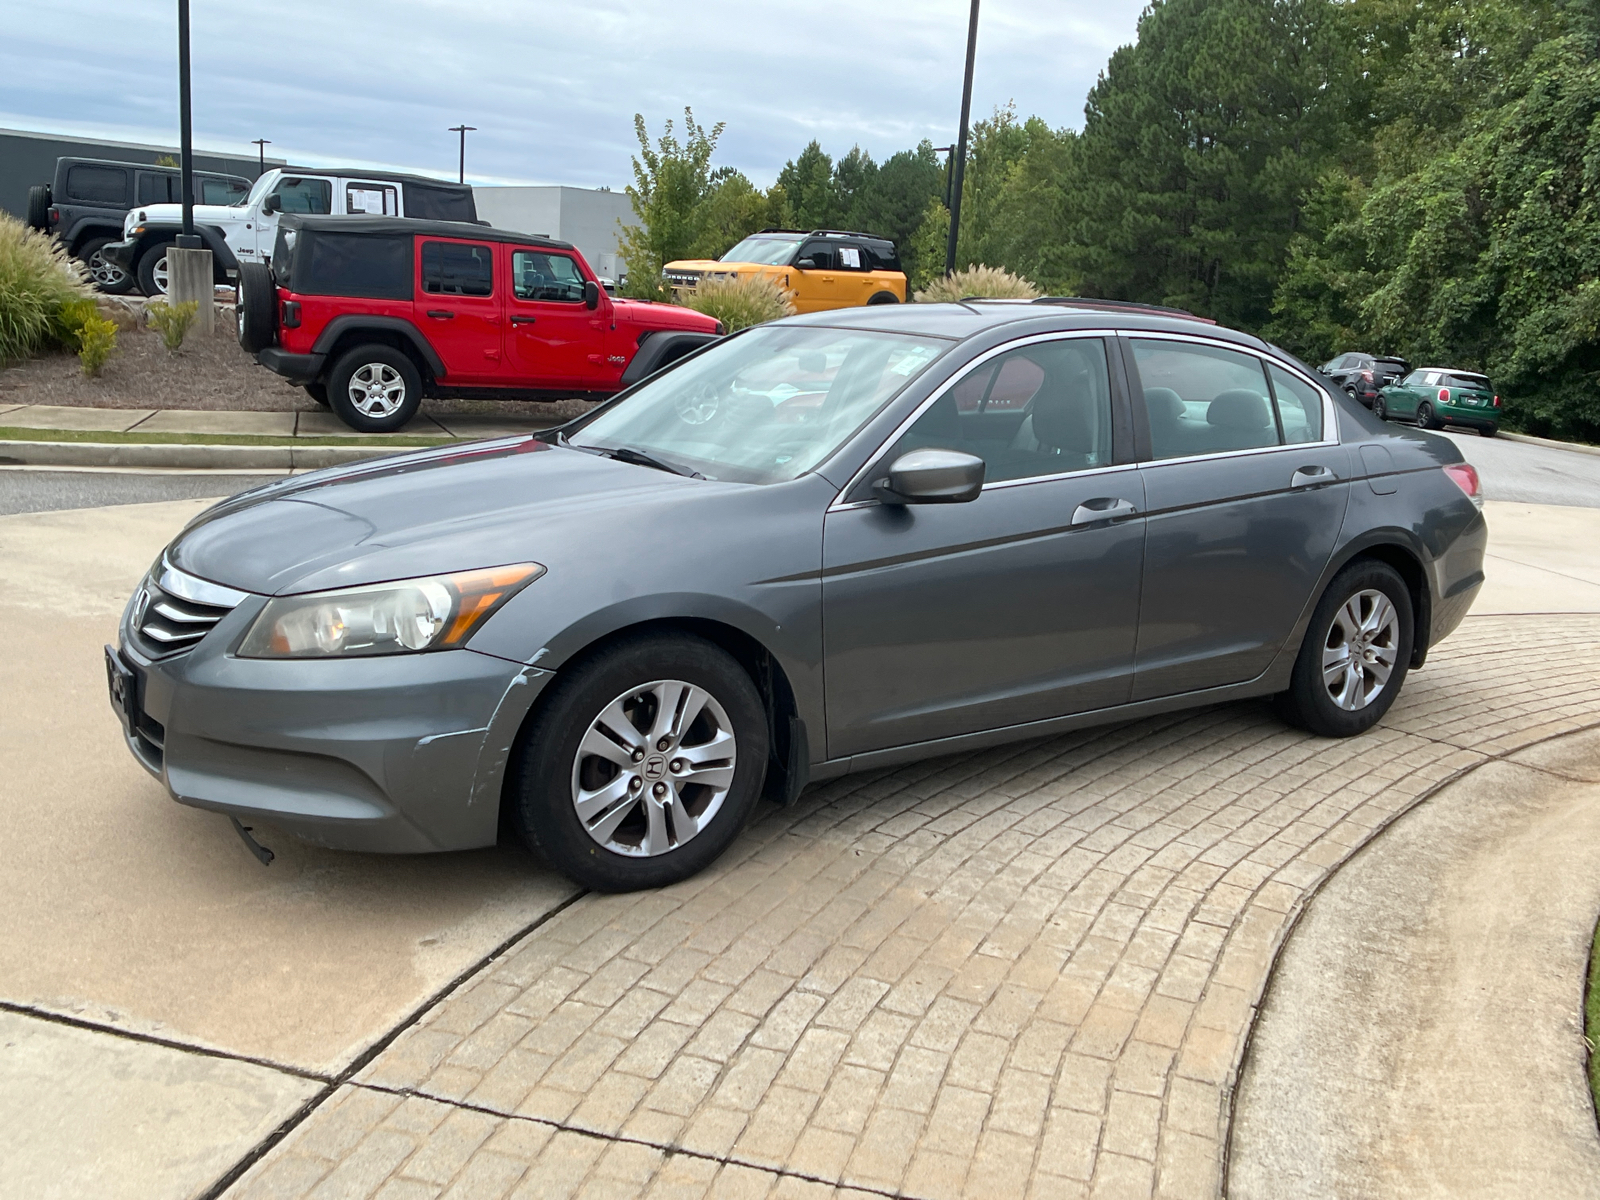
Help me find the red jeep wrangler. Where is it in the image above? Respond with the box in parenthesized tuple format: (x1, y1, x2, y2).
(237, 215, 723, 432)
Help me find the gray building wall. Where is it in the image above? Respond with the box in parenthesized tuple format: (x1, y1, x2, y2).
(472, 186, 636, 282)
(0, 127, 280, 223)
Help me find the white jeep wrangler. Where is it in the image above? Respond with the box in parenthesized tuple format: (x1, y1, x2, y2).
(101, 166, 479, 296)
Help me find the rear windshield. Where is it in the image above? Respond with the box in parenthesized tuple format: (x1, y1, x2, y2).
(291, 231, 414, 300)
(1445, 372, 1492, 391)
(404, 182, 477, 222)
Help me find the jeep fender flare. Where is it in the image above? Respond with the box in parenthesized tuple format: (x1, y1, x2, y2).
(619, 330, 722, 387)
(128, 223, 239, 272)
(310, 316, 447, 381)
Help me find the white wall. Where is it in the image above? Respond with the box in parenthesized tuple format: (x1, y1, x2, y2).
(472, 185, 635, 281)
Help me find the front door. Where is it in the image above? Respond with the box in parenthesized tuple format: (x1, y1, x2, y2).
(792, 239, 850, 312)
(416, 238, 502, 383)
(1127, 336, 1349, 700)
(823, 335, 1146, 758)
(503, 247, 604, 387)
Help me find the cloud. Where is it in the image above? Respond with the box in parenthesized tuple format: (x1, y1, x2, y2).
(0, 0, 1145, 187)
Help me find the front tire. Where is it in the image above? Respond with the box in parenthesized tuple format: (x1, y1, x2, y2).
(327, 344, 422, 432)
(136, 243, 171, 297)
(79, 237, 135, 294)
(511, 634, 769, 891)
(1275, 559, 1414, 738)
(1372, 395, 1387, 421)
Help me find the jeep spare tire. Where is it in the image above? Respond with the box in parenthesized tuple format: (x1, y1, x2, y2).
(26, 185, 51, 231)
(235, 262, 277, 353)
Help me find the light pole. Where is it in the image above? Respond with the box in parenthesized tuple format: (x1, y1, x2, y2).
(252, 138, 271, 176)
(944, 0, 980, 277)
(177, 0, 197, 247)
(448, 125, 476, 184)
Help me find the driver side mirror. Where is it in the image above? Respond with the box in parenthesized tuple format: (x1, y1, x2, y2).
(584, 279, 601, 309)
(874, 449, 986, 505)
(795, 257, 816, 270)
(260, 194, 280, 215)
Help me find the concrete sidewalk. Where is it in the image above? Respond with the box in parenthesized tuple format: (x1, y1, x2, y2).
(0, 402, 554, 440)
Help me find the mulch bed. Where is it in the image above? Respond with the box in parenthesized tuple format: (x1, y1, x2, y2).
(0, 303, 597, 422)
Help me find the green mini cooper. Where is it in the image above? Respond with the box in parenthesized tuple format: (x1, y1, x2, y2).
(1375, 367, 1500, 436)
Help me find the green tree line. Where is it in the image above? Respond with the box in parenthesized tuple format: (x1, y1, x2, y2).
(622, 0, 1600, 439)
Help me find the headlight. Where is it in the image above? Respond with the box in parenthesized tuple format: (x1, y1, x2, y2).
(237, 563, 543, 659)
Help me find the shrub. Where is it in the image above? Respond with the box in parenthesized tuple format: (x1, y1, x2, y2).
(51, 297, 100, 349)
(76, 314, 118, 377)
(915, 264, 1041, 303)
(0, 212, 90, 363)
(681, 273, 795, 331)
(147, 299, 199, 353)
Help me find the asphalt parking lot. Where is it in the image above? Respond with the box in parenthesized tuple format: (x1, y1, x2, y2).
(2, 430, 1599, 1199)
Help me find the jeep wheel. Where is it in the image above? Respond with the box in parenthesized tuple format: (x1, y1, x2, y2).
(866, 291, 900, 305)
(26, 185, 51, 231)
(328, 345, 422, 432)
(78, 237, 135, 294)
(136, 243, 172, 297)
(235, 262, 277, 353)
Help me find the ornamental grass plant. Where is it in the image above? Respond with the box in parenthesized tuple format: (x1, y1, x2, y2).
(0, 212, 91, 363)
(147, 299, 199, 353)
(914, 264, 1041, 303)
(76, 314, 118, 377)
(681, 274, 795, 331)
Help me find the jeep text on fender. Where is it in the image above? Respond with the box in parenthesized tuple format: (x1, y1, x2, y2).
(242, 215, 722, 432)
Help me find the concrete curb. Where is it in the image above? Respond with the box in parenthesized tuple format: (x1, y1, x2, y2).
(1499, 430, 1600, 457)
(0, 439, 417, 470)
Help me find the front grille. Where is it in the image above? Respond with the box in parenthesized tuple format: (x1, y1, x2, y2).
(132, 562, 248, 659)
(664, 270, 700, 288)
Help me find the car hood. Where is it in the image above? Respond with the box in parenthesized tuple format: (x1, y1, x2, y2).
(663, 259, 785, 275)
(168, 438, 713, 596)
(127, 202, 241, 232)
(609, 297, 721, 332)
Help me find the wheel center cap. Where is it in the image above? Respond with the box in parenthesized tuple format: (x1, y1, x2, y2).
(643, 755, 667, 781)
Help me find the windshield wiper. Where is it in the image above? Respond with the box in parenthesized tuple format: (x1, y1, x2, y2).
(597, 445, 703, 479)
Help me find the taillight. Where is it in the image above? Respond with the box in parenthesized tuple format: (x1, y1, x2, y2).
(1443, 462, 1482, 507)
(1361, 370, 1372, 382)
(281, 300, 300, 328)
(47, 206, 59, 224)
(1438, 387, 1450, 403)
(1492, 394, 1501, 408)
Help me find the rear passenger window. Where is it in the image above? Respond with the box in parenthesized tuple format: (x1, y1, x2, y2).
(422, 241, 494, 296)
(1267, 364, 1324, 444)
(298, 232, 413, 299)
(137, 172, 178, 205)
(66, 164, 128, 204)
(346, 183, 398, 215)
(1132, 339, 1280, 460)
(886, 338, 1113, 484)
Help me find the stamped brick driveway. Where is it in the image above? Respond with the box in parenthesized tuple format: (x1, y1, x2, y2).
(226, 613, 1600, 1200)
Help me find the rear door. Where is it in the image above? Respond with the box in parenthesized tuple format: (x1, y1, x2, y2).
(416, 237, 503, 383)
(1127, 335, 1349, 700)
(503, 246, 603, 387)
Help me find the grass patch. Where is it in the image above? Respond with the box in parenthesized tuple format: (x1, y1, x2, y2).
(0, 425, 456, 448)
(1588, 916, 1600, 1111)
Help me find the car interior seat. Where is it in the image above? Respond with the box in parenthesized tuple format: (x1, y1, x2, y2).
(1144, 387, 1188, 458)
(1206, 388, 1275, 451)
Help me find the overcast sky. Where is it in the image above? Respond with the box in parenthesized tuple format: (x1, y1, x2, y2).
(2, 0, 1146, 188)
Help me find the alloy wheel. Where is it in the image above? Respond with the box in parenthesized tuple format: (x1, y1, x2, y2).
(87, 249, 128, 289)
(151, 254, 169, 295)
(347, 362, 407, 418)
(1321, 588, 1400, 711)
(570, 679, 737, 858)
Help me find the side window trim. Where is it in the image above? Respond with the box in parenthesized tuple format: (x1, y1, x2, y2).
(1117, 329, 1339, 465)
(833, 330, 1127, 507)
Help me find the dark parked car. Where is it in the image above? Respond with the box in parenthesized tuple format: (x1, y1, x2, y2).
(107, 299, 1487, 890)
(1319, 352, 1410, 408)
(26, 157, 249, 294)
(1376, 367, 1500, 436)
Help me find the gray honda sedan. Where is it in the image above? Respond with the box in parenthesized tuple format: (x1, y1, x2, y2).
(109, 300, 1487, 890)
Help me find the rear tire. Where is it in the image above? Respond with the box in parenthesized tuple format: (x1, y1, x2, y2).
(1481, 426, 1497, 438)
(867, 291, 900, 305)
(136, 243, 172, 297)
(26, 185, 51, 231)
(79, 236, 135, 294)
(235, 262, 277, 353)
(1274, 559, 1414, 738)
(511, 633, 769, 892)
(1417, 400, 1440, 430)
(327, 344, 422, 432)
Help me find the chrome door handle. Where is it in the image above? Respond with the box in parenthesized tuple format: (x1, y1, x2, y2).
(1071, 497, 1138, 526)
(1291, 465, 1337, 489)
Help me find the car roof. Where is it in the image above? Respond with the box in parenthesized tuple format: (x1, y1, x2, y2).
(61, 156, 246, 180)
(279, 214, 574, 250)
(272, 166, 473, 191)
(781, 298, 1266, 349)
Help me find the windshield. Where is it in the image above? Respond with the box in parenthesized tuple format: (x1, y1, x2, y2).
(1445, 372, 1492, 390)
(243, 172, 276, 207)
(569, 326, 948, 484)
(720, 235, 803, 266)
